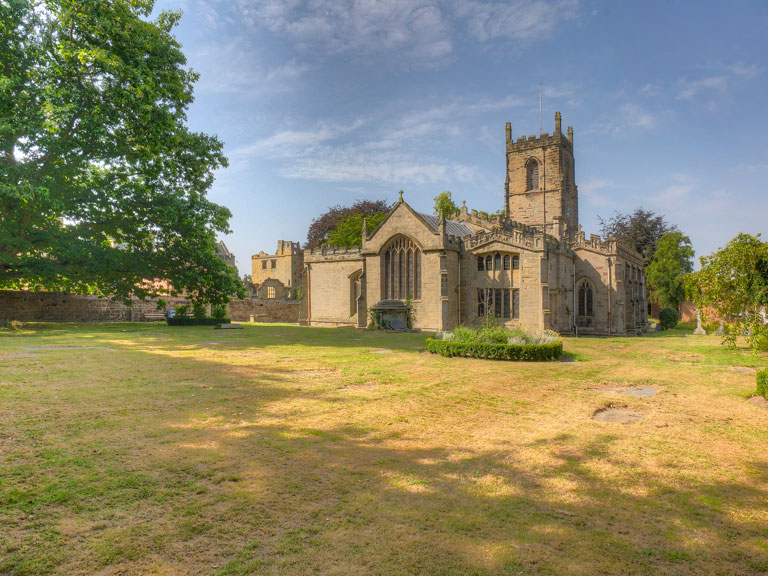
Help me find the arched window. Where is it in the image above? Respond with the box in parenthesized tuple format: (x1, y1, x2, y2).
(578, 280, 594, 317)
(494, 253, 501, 271)
(485, 255, 492, 271)
(477, 257, 484, 271)
(564, 160, 570, 192)
(382, 236, 421, 300)
(503, 255, 511, 270)
(526, 160, 539, 190)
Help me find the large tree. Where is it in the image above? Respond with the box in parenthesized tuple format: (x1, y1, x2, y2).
(645, 231, 694, 311)
(305, 199, 389, 250)
(689, 233, 768, 353)
(598, 208, 678, 265)
(0, 0, 243, 304)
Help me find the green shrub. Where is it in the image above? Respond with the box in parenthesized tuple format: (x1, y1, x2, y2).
(211, 304, 227, 320)
(166, 317, 230, 326)
(192, 302, 207, 319)
(174, 304, 190, 317)
(425, 338, 562, 361)
(757, 369, 768, 399)
(659, 308, 679, 330)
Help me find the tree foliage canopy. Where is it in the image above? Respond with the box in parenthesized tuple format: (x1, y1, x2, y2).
(689, 233, 768, 353)
(324, 211, 388, 249)
(305, 199, 389, 250)
(433, 190, 458, 220)
(645, 231, 694, 311)
(598, 208, 678, 265)
(0, 0, 244, 304)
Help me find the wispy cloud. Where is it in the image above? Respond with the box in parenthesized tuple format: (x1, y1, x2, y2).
(456, 0, 578, 42)
(589, 102, 659, 136)
(192, 40, 312, 96)
(579, 179, 614, 207)
(235, 0, 453, 65)
(677, 61, 762, 103)
(676, 76, 727, 101)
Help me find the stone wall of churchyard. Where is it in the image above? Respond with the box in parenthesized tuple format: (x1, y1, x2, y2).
(225, 299, 301, 323)
(0, 291, 301, 323)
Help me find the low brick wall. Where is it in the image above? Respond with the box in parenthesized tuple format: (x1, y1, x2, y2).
(0, 291, 301, 324)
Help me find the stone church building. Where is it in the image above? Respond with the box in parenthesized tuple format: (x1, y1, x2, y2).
(255, 112, 647, 336)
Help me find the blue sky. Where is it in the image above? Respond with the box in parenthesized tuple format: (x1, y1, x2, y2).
(153, 0, 768, 276)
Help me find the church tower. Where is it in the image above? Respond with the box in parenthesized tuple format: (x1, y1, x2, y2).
(504, 111, 578, 240)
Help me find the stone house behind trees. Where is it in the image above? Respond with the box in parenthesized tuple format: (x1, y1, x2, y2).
(254, 112, 647, 335)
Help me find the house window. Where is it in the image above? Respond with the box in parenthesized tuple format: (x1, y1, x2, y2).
(578, 280, 594, 316)
(382, 235, 421, 300)
(261, 260, 267, 270)
(494, 253, 501, 271)
(441, 274, 448, 297)
(495, 288, 502, 318)
(527, 160, 539, 190)
(485, 255, 492, 271)
(266, 286, 276, 299)
(477, 257, 484, 271)
(503, 255, 511, 270)
(271, 260, 276, 269)
(503, 289, 511, 318)
(477, 288, 485, 317)
(512, 255, 520, 270)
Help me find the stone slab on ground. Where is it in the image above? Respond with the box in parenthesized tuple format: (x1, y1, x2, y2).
(215, 324, 243, 329)
(601, 386, 661, 397)
(593, 407, 643, 423)
(748, 396, 768, 411)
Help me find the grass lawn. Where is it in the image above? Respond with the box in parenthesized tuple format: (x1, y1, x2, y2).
(1, 322, 767, 575)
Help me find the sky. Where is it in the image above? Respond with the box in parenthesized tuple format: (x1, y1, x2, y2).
(152, 0, 768, 276)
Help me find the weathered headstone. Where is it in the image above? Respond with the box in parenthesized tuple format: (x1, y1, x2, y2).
(693, 310, 706, 335)
(715, 320, 724, 336)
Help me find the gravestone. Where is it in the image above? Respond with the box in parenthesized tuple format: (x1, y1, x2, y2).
(715, 320, 724, 336)
(693, 310, 706, 335)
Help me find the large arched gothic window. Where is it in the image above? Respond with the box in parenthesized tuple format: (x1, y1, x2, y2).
(526, 159, 539, 190)
(382, 236, 421, 300)
(578, 279, 594, 317)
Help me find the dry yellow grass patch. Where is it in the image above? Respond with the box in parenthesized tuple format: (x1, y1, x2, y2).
(0, 322, 767, 575)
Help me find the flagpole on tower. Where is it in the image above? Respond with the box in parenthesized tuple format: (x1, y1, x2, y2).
(539, 82, 542, 133)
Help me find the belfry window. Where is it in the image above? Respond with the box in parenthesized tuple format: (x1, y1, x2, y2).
(382, 236, 421, 300)
(578, 280, 594, 316)
(527, 160, 539, 190)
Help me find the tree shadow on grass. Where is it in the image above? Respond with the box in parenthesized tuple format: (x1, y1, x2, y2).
(2, 329, 768, 575)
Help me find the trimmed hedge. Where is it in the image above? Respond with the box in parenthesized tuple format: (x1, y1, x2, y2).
(757, 369, 768, 399)
(425, 337, 562, 361)
(166, 317, 231, 326)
